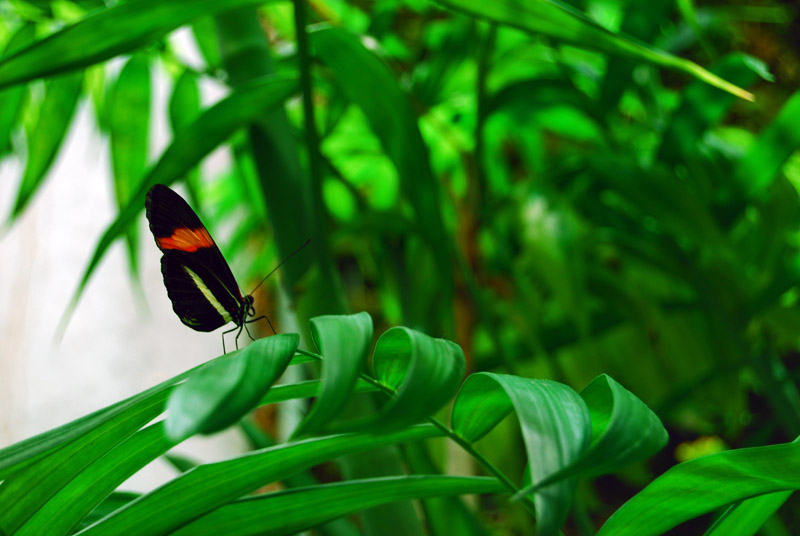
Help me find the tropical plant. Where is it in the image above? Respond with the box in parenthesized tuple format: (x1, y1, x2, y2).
(2, 0, 800, 534)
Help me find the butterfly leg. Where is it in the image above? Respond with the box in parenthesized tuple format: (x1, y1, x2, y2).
(243, 323, 256, 342)
(221, 324, 241, 354)
(246, 315, 277, 335)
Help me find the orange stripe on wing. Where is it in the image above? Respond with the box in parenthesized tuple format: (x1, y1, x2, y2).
(157, 227, 215, 252)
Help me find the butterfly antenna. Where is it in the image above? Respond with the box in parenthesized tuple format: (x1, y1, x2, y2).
(248, 238, 311, 295)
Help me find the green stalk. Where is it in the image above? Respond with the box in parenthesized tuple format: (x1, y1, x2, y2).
(214, 7, 312, 293)
(292, 0, 346, 314)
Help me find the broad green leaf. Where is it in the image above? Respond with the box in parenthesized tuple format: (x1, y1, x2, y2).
(435, 0, 752, 100)
(75, 493, 140, 532)
(0, 353, 220, 479)
(311, 27, 453, 311)
(735, 91, 800, 197)
(514, 374, 668, 497)
(259, 379, 379, 406)
(0, 385, 168, 534)
(403, 441, 489, 536)
(0, 24, 35, 156)
(170, 476, 504, 536)
(597, 442, 800, 535)
(705, 491, 793, 536)
(16, 422, 175, 536)
(451, 373, 591, 536)
(656, 53, 769, 164)
(238, 422, 361, 536)
(10, 70, 83, 221)
(355, 327, 466, 430)
(77, 425, 441, 536)
(0, 0, 268, 89)
(109, 52, 151, 275)
(293, 312, 374, 437)
(166, 334, 298, 441)
(60, 74, 297, 337)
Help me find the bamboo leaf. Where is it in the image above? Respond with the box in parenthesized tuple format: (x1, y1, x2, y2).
(597, 442, 800, 535)
(0, 23, 35, 157)
(0, 0, 267, 89)
(166, 334, 298, 441)
(109, 52, 151, 275)
(9, 70, 83, 221)
(170, 476, 504, 536)
(436, 0, 753, 100)
(77, 425, 441, 536)
(293, 312, 374, 437)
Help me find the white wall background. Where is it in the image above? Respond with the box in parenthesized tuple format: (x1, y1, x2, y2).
(0, 29, 252, 491)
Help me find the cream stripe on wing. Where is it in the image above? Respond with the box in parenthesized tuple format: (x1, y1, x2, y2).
(183, 266, 233, 323)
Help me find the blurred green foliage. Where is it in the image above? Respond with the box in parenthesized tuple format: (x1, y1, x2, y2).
(2, 0, 800, 533)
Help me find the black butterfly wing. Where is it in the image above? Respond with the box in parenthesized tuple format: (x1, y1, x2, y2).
(145, 184, 245, 331)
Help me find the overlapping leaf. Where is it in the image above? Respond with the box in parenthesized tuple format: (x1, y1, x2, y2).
(10, 70, 83, 221)
(77, 425, 441, 535)
(435, 0, 752, 100)
(451, 373, 590, 535)
(0, 0, 267, 89)
(170, 476, 504, 536)
(597, 442, 800, 535)
(293, 312, 373, 437)
(166, 334, 298, 441)
(358, 327, 466, 430)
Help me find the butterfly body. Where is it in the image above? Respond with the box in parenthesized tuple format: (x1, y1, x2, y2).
(145, 184, 258, 347)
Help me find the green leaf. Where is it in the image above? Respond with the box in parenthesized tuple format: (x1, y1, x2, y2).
(656, 53, 769, 164)
(0, 0, 268, 89)
(15, 422, 175, 536)
(451, 373, 591, 536)
(514, 374, 668, 497)
(293, 312, 374, 437)
(260, 379, 379, 406)
(10, 70, 83, 221)
(75, 493, 140, 532)
(165, 334, 299, 441)
(310, 27, 453, 312)
(0, 23, 35, 156)
(170, 476, 504, 536)
(705, 491, 793, 536)
(358, 327, 466, 430)
(735, 91, 800, 197)
(109, 52, 151, 275)
(59, 74, 297, 337)
(168, 69, 201, 135)
(435, 0, 753, 100)
(597, 442, 800, 535)
(0, 384, 168, 534)
(77, 425, 441, 535)
(0, 354, 214, 479)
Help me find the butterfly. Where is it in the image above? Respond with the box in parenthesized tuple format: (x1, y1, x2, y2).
(145, 183, 274, 353)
